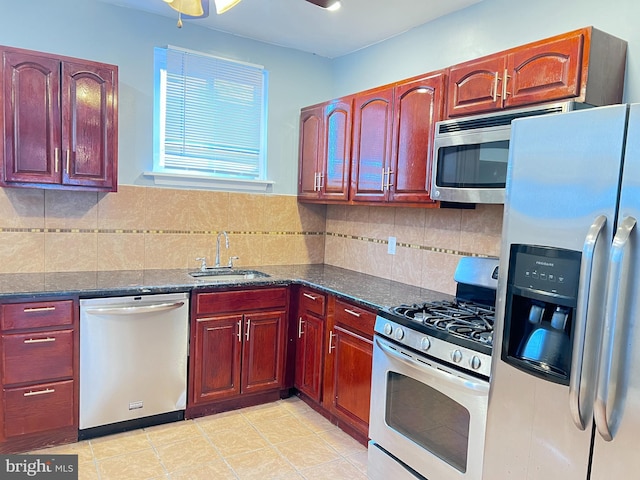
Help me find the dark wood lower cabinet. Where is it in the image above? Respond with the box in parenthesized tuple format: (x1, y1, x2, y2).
(0, 297, 79, 454)
(187, 288, 289, 418)
(331, 325, 373, 433)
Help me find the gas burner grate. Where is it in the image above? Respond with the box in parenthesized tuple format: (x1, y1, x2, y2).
(390, 300, 495, 345)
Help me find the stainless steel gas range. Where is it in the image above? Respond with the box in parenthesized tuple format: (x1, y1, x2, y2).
(368, 256, 499, 480)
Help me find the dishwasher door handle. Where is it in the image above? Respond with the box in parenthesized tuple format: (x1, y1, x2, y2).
(84, 301, 185, 316)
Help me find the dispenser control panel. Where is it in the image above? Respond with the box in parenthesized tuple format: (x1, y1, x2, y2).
(510, 245, 581, 299)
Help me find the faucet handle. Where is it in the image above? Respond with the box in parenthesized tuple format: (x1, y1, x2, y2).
(227, 256, 239, 268)
(195, 257, 208, 271)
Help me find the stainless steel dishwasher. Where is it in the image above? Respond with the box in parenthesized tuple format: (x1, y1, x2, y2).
(79, 292, 189, 439)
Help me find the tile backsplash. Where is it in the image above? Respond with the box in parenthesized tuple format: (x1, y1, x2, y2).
(324, 204, 503, 295)
(0, 186, 326, 274)
(0, 185, 503, 294)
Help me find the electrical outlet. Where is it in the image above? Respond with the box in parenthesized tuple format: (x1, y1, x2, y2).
(388, 236, 397, 255)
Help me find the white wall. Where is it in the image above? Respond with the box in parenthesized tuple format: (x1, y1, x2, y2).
(332, 0, 639, 102)
(0, 0, 333, 194)
(2, 0, 639, 195)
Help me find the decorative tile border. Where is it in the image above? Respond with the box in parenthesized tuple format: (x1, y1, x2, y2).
(325, 231, 490, 258)
(0, 227, 326, 238)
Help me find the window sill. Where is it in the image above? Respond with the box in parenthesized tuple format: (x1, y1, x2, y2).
(144, 171, 274, 193)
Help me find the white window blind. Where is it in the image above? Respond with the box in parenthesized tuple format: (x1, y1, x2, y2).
(153, 46, 268, 180)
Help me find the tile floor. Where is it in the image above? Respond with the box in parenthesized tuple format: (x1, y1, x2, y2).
(32, 397, 370, 480)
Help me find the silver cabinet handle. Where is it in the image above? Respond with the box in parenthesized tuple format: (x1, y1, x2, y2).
(66, 149, 71, 173)
(344, 308, 361, 318)
(385, 168, 394, 189)
(502, 68, 511, 100)
(570, 215, 606, 430)
(328, 330, 336, 354)
(23, 306, 56, 313)
(54, 148, 60, 173)
(237, 320, 242, 343)
(313, 172, 319, 192)
(318, 172, 324, 189)
(492, 71, 500, 102)
(85, 301, 184, 315)
(24, 388, 55, 397)
(298, 317, 305, 338)
(303, 293, 317, 301)
(24, 337, 56, 344)
(245, 318, 251, 342)
(595, 215, 636, 441)
(380, 167, 386, 192)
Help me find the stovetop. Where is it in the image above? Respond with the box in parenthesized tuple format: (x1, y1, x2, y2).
(378, 300, 493, 354)
(390, 299, 494, 349)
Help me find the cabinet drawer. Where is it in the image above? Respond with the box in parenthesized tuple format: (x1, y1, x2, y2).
(1, 300, 74, 331)
(334, 299, 375, 339)
(196, 288, 287, 315)
(300, 288, 326, 317)
(4, 380, 74, 438)
(2, 329, 74, 385)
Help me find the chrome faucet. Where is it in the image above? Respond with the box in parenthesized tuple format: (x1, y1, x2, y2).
(214, 231, 229, 267)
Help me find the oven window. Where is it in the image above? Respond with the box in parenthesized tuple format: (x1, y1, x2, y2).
(436, 141, 509, 187)
(386, 372, 470, 473)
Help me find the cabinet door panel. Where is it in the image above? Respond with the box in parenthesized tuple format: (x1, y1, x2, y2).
(390, 73, 444, 203)
(298, 105, 323, 199)
(447, 56, 505, 117)
(2, 50, 61, 184)
(242, 310, 286, 394)
(332, 326, 373, 435)
(193, 314, 242, 404)
(351, 88, 393, 202)
(506, 33, 583, 108)
(294, 313, 323, 403)
(322, 99, 351, 201)
(62, 61, 117, 189)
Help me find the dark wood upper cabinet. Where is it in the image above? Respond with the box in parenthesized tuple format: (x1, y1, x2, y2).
(298, 98, 352, 203)
(447, 27, 626, 117)
(389, 73, 444, 204)
(350, 87, 394, 202)
(1, 46, 118, 191)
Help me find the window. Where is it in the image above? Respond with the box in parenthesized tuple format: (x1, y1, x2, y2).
(151, 46, 269, 189)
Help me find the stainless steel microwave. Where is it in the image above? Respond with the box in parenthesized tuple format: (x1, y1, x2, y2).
(430, 101, 585, 204)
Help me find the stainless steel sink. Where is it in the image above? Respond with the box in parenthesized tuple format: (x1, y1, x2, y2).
(188, 268, 270, 281)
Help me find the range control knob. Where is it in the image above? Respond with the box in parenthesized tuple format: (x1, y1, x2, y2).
(470, 356, 482, 370)
(383, 323, 393, 336)
(451, 349, 463, 363)
(420, 337, 431, 351)
(394, 327, 405, 341)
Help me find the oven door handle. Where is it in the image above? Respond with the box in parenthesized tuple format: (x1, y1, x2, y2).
(375, 337, 489, 393)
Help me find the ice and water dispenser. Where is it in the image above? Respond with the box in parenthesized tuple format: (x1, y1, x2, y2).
(502, 244, 582, 385)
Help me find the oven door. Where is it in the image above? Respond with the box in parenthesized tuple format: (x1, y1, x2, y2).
(369, 335, 489, 480)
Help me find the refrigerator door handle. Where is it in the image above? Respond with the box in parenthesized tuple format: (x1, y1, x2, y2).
(594, 215, 637, 441)
(570, 215, 607, 430)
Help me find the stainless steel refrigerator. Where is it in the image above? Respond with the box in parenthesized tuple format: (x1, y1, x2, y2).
(484, 103, 640, 479)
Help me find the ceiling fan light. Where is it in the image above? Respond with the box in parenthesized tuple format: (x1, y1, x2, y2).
(305, 0, 342, 11)
(214, 0, 242, 14)
(326, 0, 341, 11)
(165, 0, 204, 17)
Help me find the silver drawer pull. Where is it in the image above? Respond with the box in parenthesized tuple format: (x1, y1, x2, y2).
(23, 306, 56, 313)
(24, 337, 56, 344)
(303, 293, 318, 301)
(24, 388, 55, 397)
(344, 308, 361, 318)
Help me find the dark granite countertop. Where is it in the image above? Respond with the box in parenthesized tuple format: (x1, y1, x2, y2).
(0, 264, 452, 311)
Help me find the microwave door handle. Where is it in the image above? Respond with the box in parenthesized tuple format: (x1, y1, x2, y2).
(570, 215, 606, 430)
(594, 215, 636, 441)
